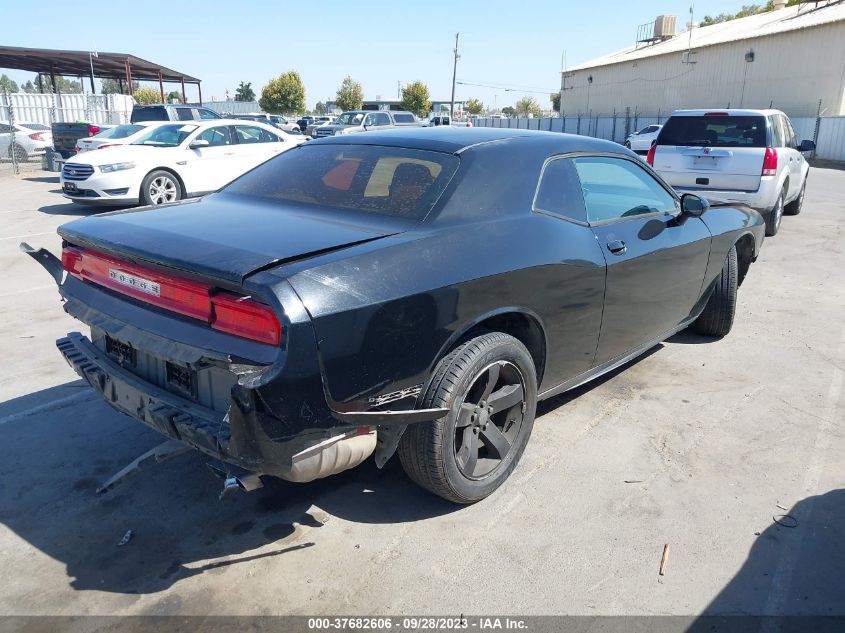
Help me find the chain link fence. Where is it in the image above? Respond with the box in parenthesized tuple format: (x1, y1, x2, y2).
(474, 101, 845, 163)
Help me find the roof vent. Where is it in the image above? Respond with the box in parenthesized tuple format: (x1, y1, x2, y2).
(773, 0, 787, 9)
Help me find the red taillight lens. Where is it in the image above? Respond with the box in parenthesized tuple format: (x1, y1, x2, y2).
(96, 144, 117, 149)
(212, 293, 281, 346)
(762, 147, 778, 176)
(61, 246, 282, 346)
(646, 141, 656, 166)
(29, 132, 44, 141)
(88, 125, 100, 136)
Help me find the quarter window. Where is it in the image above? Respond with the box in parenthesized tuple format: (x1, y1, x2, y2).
(176, 108, 195, 121)
(198, 108, 219, 119)
(234, 125, 278, 143)
(375, 112, 391, 126)
(572, 156, 677, 224)
(534, 158, 587, 223)
(771, 115, 785, 148)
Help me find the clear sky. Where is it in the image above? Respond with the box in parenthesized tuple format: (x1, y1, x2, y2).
(4, 0, 749, 110)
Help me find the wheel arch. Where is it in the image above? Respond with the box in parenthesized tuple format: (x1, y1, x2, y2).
(733, 232, 756, 287)
(433, 307, 548, 387)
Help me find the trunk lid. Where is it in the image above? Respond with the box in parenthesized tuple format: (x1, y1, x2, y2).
(58, 193, 407, 285)
(653, 114, 768, 192)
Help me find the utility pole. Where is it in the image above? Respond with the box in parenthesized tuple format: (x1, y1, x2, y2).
(450, 32, 460, 118)
(397, 80, 401, 99)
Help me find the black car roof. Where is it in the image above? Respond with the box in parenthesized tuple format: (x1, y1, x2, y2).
(312, 126, 627, 156)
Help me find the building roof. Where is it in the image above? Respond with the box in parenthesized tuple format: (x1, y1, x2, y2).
(567, 1, 845, 71)
(0, 46, 200, 83)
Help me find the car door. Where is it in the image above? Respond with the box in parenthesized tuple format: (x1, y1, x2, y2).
(573, 155, 712, 366)
(779, 115, 802, 198)
(231, 125, 288, 174)
(181, 125, 236, 195)
(0, 123, 12, 156)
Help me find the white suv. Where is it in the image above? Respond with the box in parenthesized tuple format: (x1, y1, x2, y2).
(647, 109, 815, 236)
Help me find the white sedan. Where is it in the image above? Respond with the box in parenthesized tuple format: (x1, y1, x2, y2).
(60, 120, 298, 206)
(74, 122, 158, 153)
(625, 124, 662, 153)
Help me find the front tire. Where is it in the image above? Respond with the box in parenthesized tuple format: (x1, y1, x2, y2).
(693, 246, 737, 337)
(765, 187, 785, 236)
(398, 332, 537, 504)
(140, 170, 182, 206)
(784, 178, 806, 216)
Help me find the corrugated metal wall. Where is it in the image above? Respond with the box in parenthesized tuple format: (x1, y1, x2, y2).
(473, 115, 845, 162)
(200, 100, 260, 114)
(561, 22, 845, 118)
(0, 93, 135, 125)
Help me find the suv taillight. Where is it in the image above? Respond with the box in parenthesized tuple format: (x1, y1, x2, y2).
(762, 147, 778, 176)
(646, 141, 657, 166)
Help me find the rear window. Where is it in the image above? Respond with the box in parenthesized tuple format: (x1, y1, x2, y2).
(658, 115, 767, 148)
(393, 113, 416, 123)
(131, 106, 167, 123)
(96, 124, 144, 139)
(223, 145, 460, 221)
(21, 123, 50, 131)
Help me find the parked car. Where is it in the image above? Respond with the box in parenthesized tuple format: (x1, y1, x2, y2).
(59, 120, 298, 206)
(74, 123, 156, 153)
(648, 109, 814, 236)
(0, 122, 53, 162)
(314, 110, 419, 137)
(296, 116, 316, 132)
(305, 116, 335, 138)
(429, 115, 451, 127)
(27, 128, 764, 504)
(625, 124, 662, 153)
(267, 114, 300, 133)
(130, 104, 221, 123)
(51, 122, 111, 159)
(229, 115, 308, 144)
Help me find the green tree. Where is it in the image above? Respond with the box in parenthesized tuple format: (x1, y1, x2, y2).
(501, 106, 516, 118)
(235, 81, 255, 102)
(101, 78, 139, 94)
(399, 80, 431, 117)
(0, 74, 18, 93)
(167, 90, 182, 103)
(551, 92, 561, 113)
(335, 76, 364, 112)
(700, 0, 798, 26)
(259, 71, 306, 115)
(315, 101, 328, 115)
(465, 98, 484, 115)
(514, 96, 542, 117)
(133, 86, 162, 105)
(22, 75, 82, 93)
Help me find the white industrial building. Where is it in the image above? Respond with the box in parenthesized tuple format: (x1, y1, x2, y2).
(560, 0, 845, 117)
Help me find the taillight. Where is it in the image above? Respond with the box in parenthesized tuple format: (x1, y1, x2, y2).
(87, 125, 100, 136)
(212, 293, 281, 346)
(61, 246, 282, 346)
(29, 132, 44, 141)
(762, 147, 777, 176)
(96, 144, 118, 149)
(646, 141, 657, 166)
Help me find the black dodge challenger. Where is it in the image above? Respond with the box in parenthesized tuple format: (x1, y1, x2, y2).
(24, 128, 765, 503)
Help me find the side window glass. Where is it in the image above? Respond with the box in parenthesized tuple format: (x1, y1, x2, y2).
(0, 124, 10, 133)
(573, 156, 678, 224)
(176, 108, 194, 121)
(783, 116, 798, 149)
(376, 112, 391, 126)
(533, 158, 587, 223)
(234, 126, 272, 143)
(198, 109, 218, 120)
(363, 114, 375, 127)
(771, 116, 785, 148)
(195, 126, 231, 146)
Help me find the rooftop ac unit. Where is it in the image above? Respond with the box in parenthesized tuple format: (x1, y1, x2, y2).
(654, 15, 677, 39)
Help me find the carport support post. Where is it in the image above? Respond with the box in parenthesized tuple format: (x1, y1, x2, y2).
(36, 74, 44, 93)
(180, 77, 186, 104)
(124, 60, 133, 96)
(197, 83, 203, 105)
(158, 70, 165, 103)
(612, 108, 617, 142)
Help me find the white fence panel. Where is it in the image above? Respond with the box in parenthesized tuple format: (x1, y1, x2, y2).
(1, 92, 133, 125)
(816, 116, 845, 162)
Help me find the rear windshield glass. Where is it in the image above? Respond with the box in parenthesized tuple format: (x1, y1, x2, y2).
(21, 123, 50, 131)
(393, 113, 416, 123)
(659, 115, 767, 148)
(223, 144, 460, 221)
(131, 106, 167, 122)
(96, 124, 144, 139)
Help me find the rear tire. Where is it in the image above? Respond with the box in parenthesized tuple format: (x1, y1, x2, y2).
(140, 170, 182, 206)
(784, 179, 806, 216)
(398, 332, 537, 504)
(764, 188, 785, 236)
(693, 245, 737, 337)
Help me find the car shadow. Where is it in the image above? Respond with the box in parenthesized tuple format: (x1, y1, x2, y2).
(666, 330, 713, 345)
(24, 176, 60, 184)
(37, 202, 122, 216)
(684, 489, 845, 631)
(0, 382, 458, 595)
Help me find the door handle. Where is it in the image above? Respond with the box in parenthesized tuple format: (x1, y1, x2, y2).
(606, 240, 627, 255)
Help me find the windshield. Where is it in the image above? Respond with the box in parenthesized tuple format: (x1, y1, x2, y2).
(131, 124, 198, 147)
(334, 113, 365, 126)
(95, 124, 144, 140)
(223, 145, 460, 221)
(659, 115, 766, 148)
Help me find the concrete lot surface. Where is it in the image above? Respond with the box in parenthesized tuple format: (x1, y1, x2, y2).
(0, 171, 842, 616)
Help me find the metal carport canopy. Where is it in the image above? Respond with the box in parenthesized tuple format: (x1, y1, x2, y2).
(0, 45, 202, 101)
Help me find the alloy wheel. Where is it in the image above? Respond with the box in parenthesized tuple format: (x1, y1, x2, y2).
(774, 195, 783, 231)
(454, 360, 527, 479)
(149, 176, 177, 204)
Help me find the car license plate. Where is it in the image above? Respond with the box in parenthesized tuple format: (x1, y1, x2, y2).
(108, 269, 161, 296)
(63, 182, 77, 193)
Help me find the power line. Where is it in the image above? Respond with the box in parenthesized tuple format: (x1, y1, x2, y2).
(456, 80, 558, 95)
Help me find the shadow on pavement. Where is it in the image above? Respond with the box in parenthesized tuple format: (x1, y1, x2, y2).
(0, 383, 458, 596)
(37, 202, 118, 216)
(24, 176, 60, 184)
(667, 331, 713, 345)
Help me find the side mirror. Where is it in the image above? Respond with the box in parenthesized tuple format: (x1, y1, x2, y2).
(189, 139, 209, 149)
(799, 139, 816, 152)
(681, 193, 709, 217)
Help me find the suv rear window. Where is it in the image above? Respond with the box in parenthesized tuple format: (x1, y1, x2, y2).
(131, 106, 167, 123)
(658, 115, 767, 148)
(393, 113, 415, 123)
(223, 145, 460, 221)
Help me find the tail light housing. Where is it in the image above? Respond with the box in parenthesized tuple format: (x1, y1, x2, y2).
(87, 125, 101, 136)
(61, 246, 281, 346)
(29, 132, 45, 141)
(646, 141, 657, 166)
(762, 147, 778, 176)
